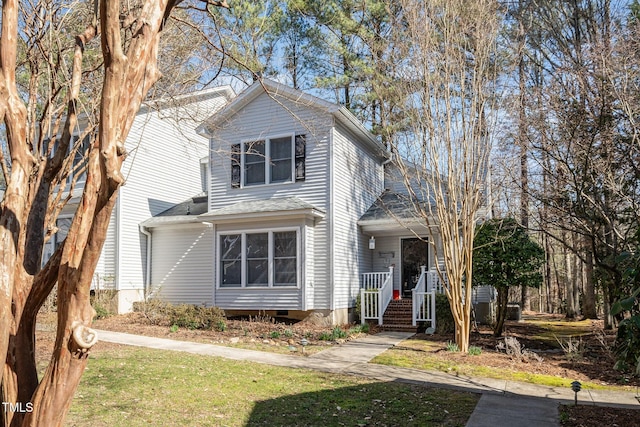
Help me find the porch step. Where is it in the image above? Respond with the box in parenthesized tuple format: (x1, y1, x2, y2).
(381, 299, 416, 332)
(379, 324, 418, 332)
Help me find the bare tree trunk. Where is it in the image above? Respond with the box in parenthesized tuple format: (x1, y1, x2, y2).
(0, 3, 31, 406)
(0, 0, 221, 424)
(553, 243, 563, 314)
(517, 18, 530, 312)
(582, 245, 597, 318)
(564, 237, 578, 319)
(544, 234, 553, 313)
(571, 241, 581, 318)
(25, 185, 116, 426)
(603, 284, 613, 330)
(494, 286, 509, 337)
(23, 1, 175, 423)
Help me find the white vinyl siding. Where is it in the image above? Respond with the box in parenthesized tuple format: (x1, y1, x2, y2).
(209, 91, 331, 309)
(96, 209, 117, 289)
(116, 94, 227, 294)
(371, 235, 439, 289)
(331, 122, 384, 310)
(371, 236, 401, 285)
(473, 286, 496, 304)
(149, 224, 214, 306)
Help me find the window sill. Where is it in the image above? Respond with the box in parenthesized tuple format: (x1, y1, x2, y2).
(217, 286, 300, 290)
(233, 180, 297, 190)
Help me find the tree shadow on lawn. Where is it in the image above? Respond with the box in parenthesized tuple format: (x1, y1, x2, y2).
(245, 381, 478, 427)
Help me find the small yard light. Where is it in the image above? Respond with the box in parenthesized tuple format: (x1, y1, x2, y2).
(300, 338, 308, 354)
(571, 381, 582, 406)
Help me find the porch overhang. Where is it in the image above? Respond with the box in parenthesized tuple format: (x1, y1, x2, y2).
(198, 196, 325, 225)
(358, 191, 435, 235)
(357, 218, 430, 235)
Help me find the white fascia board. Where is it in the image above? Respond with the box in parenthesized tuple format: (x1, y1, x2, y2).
(198, 208, 325, 225)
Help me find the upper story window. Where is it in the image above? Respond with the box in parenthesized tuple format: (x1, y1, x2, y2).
(231, 134, 306, 188)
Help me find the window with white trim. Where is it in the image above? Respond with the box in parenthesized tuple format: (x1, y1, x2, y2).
(231, 134, 306, 188)
(219, 230, 298, 288)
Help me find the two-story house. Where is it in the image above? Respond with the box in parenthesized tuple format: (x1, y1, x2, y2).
(141, 80, 448, 326)
(43, 86, 235, 313)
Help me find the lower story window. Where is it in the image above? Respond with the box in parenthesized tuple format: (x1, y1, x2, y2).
(219, 230, 298, 288)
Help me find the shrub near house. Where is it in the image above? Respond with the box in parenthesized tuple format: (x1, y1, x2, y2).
(472, 218, 544, 337)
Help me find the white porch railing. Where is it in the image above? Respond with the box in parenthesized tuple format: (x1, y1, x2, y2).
(427, 267, 448, 295)
(360, 266, 394, 325)
(412, 266, 447, 327)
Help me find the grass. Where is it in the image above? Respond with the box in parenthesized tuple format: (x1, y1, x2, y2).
(371, 341, 610, 390)
(66, 346, 478, 426)
(524, 318, 595, 343)
(372, 316, 625, 391)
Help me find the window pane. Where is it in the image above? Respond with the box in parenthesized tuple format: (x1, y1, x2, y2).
(245, 163, 265, 185)
(274, 232, 296, 257)
(274, 259, 296, 286)
(270, 137, 292, 159)
(247, 233, 268, 286)
(220, 235, 241, 287)
(245, 141, 265, 162)
(274, 231, 296, 287)
(270, 137, 292, 183)
(244, 141, 265, 185)
(221, 261, 241, 287)
(221, 234, 241, 258)
(247, 259, 268, 286)
(246, 233, 268, 258)
(271, 159, 291, 182)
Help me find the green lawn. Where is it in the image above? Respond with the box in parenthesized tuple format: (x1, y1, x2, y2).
(66, 346, 478, 426)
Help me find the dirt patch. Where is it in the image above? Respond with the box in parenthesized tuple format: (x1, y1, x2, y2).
(560, 404, 640, 427)
(92, 311, 361, 354)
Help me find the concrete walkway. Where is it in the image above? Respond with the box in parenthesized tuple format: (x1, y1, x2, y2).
(96, 330, 639, 427)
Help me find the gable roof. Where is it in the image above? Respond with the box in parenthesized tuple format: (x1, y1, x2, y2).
(196, 79, 389, 161)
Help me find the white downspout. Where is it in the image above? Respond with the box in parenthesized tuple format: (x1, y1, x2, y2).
(139, 225, 152, 296)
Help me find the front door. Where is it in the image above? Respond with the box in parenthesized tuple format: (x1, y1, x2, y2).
(401, 238, 429, 297)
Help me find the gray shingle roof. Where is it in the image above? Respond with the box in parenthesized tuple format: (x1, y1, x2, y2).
(155, 193, 208, 217)
(208, 197, 315, 216)
(199, 197, 324, 223)
(359, 192, 424, 222)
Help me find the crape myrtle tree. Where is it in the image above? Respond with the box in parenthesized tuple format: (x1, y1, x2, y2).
(0, 1, 228, 426)
(473, 218, 544, 337)
(391, 0, 502, 352)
